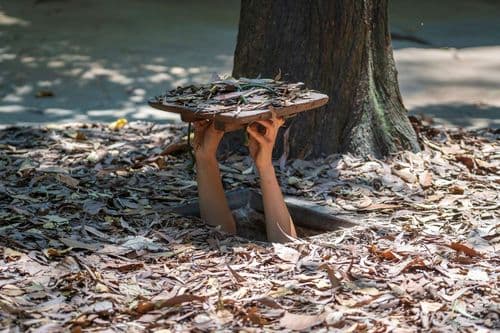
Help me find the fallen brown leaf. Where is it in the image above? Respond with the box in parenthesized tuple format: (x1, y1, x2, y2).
(60, 238, 101, 251)
(392, 167, 417, 183)
(226, 264, 246, 283)
(449, 184, 465, 195)
(244, 306, 268, 326)
(255, 297, 283, 309)
(4, 248, 23, 262)
(107, 262, 144, 273)
(390, 257, 427, 276)
(369, 244, 398, 261)
(447, 242, 482, 257)
(273, 243, 300, 263)
(136, 294, 206, 315)
(319, 263, 342, 288)
(279, 311, 325, 331)
(418, 171, 433, 189)
(55, 173, 80, 189)
(455, 154, 475, 170)
(475, 158, 497, 172)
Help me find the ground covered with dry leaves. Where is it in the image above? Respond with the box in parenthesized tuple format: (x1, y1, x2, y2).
(0, 119, 498, 332)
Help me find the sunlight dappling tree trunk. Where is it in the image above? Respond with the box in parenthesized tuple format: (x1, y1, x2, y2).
(232, 0, 420, 158)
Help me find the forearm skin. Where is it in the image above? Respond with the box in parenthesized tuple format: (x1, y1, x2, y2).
(195, 156, 236, 234)
(257, 163, 297, 243)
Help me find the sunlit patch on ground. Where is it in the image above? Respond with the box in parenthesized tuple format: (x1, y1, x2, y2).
(0, 10, 29, 26)
(1, 1, 500, 127)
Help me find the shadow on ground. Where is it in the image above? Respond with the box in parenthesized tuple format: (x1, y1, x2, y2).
(389, 0, 500, 48)
(0, 0, 239, 125)
(409, 103, 500, 129)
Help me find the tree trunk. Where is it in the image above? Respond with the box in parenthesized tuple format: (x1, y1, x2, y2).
(232, 0, 419, 158)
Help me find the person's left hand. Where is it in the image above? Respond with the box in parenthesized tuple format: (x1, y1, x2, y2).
(246, 115, 285, 169)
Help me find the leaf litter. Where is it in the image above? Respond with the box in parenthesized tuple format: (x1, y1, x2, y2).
(0, 118, 498, 332)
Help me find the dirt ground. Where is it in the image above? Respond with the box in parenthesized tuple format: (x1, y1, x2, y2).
(0, 0, 499, 129)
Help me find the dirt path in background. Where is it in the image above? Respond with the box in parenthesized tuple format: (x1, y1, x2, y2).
(0, 0, 499, 128)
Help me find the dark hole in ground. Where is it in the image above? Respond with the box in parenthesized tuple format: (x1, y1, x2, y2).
(172, 189, 358, 242)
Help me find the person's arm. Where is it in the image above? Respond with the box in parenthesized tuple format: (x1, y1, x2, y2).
(247, 117, 297, 243)
(193, 120, 236, 234)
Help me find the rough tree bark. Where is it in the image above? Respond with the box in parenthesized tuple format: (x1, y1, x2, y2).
(232, 0, 420, 158)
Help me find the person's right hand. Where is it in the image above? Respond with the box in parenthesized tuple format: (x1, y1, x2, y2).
(246, 115, 285, 170)
(192, 120, 224, 161)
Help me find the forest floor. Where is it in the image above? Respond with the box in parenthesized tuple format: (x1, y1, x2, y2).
(0, 119, 498, 332)
(1, 0, 500, 129)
